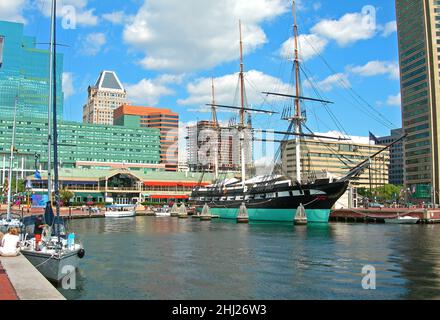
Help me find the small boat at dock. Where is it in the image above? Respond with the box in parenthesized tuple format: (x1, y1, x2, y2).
(104, 204, 136, 218)
(384, 216, 419, 224)
(155, 205, 171, 217)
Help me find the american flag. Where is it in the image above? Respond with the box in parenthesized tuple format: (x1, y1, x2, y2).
(0, 36, 4, 68)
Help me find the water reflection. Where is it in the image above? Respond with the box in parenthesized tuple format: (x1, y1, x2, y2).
(58, 217, 440, 300)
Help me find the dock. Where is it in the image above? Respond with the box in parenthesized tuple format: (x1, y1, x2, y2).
(330, 208, 440, 224)
(0, 255, 65, 300)
(1, 207, 155, 220)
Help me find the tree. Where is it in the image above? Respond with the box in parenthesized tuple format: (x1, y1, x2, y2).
(11, 179, 25, 193)
(358, 184, 403, 202)
(60, 189, 74, 206)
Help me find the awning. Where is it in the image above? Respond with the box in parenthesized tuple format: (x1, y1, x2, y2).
(149, 195, 189, 199)
(143, 181, 209, 187)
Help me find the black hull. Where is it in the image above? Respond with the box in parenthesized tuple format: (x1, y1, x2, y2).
(191, 180, 349, 210)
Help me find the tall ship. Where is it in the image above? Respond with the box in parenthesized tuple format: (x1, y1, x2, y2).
(189, 2, 402, 223)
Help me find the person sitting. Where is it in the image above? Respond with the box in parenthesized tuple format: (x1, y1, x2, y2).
(0, 227, 20, 257)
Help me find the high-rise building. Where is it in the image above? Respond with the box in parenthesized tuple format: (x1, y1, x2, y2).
(0, 116, 163, 185)
(378, 128, 404, 186)
(83, 71, 127, 125)
(186, 121, 252, 173)
(0, 21, 63, 120)
(395, 0, 440, 202)
(281, 138, 389, 189)
(114, 105, 179, 171)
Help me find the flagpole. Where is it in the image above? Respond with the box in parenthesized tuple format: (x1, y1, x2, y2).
(368, 133, 372, 199)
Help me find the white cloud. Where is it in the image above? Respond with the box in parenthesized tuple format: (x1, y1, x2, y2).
(280, 34, 328, 61)
(125, 78, 174, 106)
(156, 74, 186, 85)
(37, 0, 98, 26)
(123, 0, 289, 72)
(311, 11, 376, 46)
(315, 131, 370, 145)
(178, 69, 290, 111)
(79, 33, 106, 56)
(386, 93, 401, 107)
(348, 60, 400, 80)
(102, 11, 132, 25)
(313, 3, 322, 11)
(306, 73, 350, 92)
(381, 21, 397, 37)
(62, 72, 74, 99)
(0, 0, 27, 23)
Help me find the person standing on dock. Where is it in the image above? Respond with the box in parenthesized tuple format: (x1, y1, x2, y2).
(34, 216, 45, 251)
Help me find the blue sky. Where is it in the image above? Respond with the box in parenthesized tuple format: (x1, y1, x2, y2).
(1, 0, 401, 140)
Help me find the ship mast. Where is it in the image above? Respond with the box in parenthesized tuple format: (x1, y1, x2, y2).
(292, 1, 303, 184)
(239, 20, 246, 188)
(6, 97, 18, 220)
(211, 78, 219, 180)
(47, 0, 56, 204)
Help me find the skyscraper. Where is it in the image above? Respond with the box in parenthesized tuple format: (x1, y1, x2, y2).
(378, 128, 404, 186)
(395, 0, 440, 203)
(114, 104, 179, 171)
(83, 70, 127, 125)
(186, 121, 252, 173)
(0, 20, 63, 119)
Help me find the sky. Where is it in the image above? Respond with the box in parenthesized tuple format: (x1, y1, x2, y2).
(0, 0, 401, 159)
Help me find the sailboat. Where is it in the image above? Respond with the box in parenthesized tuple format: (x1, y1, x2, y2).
(0, 97, 22, 233)
(19, 0, 85, 282)
(190, 2, 403, 223)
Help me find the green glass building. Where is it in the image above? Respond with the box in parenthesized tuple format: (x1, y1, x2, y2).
(0, 20, 63, 120)
(0, 20, 163, 192)
(0, 116, 162, 191)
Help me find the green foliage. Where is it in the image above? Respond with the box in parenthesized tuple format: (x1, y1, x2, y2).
(358, 184, 403, 201)
(60, 189, 75, 206)
(11, 179, 26, 193)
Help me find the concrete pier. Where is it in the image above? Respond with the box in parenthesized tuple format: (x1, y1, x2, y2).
(330, 208, 440, 224)
(0, 255, 65, 300)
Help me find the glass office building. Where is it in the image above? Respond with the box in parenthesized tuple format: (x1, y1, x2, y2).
(396, 0, 440, 202)
(0, 20, 63, 120)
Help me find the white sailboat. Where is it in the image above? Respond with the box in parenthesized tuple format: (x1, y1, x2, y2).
(19, 0, 85, 283)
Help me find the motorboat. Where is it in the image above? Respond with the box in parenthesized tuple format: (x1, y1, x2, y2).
(155, 205, 171, 217)
(105, 204, 136, 218)
(384, 216, 419, 224)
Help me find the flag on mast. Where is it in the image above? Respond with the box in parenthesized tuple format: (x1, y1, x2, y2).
(369, 131, 380, 144)
(0, 36, 4, 68)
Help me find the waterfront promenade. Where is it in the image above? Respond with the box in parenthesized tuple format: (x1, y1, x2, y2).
(0, 255, 65, 300)
(2, 205, 440, 223)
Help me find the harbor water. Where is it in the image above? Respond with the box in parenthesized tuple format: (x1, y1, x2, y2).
(58, 217, 440, 300)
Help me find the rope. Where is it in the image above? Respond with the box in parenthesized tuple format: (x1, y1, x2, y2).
(33, 252, 57, 268)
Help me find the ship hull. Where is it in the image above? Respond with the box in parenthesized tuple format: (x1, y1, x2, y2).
(196, 207, 330, 223)
(192, 180, 348, 223)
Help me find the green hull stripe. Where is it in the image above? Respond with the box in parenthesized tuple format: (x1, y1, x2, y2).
(200, 207, 330, 223)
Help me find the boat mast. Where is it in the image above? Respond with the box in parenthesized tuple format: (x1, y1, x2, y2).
(239, 20, 246, 188)
(292, 1, 303, 183)
(6, 97, 18, 220)
(211, 78, 219, 180)
(47, 0, 56, 204)
(50, 0, 61, 243)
